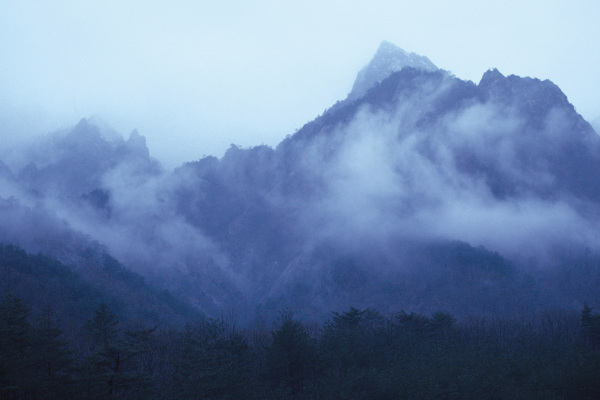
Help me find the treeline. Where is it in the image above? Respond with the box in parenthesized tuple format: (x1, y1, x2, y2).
(0, 243, 198, 330)
(2, 296, 600, 399)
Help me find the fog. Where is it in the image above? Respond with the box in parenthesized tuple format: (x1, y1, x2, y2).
(289, 90, 598, 270)
(1, 1, 599, 167)
(1, 21, 600, 317)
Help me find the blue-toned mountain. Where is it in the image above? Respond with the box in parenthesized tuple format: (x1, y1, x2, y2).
(170, 45, 600, 319)
(2, 42, 600, 322)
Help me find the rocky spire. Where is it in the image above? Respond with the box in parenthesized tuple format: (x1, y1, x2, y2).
(348, 41, 438, 100)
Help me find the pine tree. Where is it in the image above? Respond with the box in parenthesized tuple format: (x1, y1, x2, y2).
(32, 307, 75, 399)
(267, 309, 317, 395)
(81, 303, 154, 399)
(82, 304, 127, 399)
(581, 303, 600, 347)
(172, 318, 252, 399)
(0, 295, 35, 399)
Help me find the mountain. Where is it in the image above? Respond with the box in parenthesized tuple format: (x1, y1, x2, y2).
(349, 41, 438, 100)
(15, 118, 161, 199)
(0, 243, 198, 331)
(1, 42, 600, 323)
(157, 45, 600, 319)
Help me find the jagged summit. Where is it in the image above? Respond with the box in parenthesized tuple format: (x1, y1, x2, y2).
(4, 39, 600, 325)
(125, 129, 150, 159)
(477, 68, 572, 118)
(348, 41, 438, 100)
(479, 68, 505, 86)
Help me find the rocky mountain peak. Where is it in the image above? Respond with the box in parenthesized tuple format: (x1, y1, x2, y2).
(478, 68, 505, 88)
(348, 41, 438, 100)
(477, 68, 572, 121)
(125, 129, 150, 159)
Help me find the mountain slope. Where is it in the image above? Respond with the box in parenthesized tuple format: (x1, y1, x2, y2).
(1, 42, 600, 322)
(169, 51, 600, 318)
(0, 243, 198, 331)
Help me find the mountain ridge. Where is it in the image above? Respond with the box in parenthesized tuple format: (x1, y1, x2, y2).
(1, 42, 600, 322)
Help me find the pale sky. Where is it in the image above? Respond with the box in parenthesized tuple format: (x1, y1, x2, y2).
(1, 0, 599, 167)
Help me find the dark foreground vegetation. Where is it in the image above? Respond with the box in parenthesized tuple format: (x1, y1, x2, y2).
(2, 294, 600, 400)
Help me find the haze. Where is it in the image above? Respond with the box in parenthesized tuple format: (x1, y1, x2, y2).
(1, 0, 599, 167)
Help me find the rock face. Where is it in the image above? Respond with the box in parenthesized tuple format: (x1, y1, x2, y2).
(348, 41, 438, 100)
(1, 43, 600, 322)
(13, 118, 161, 199)
(168, 47, 600, 319)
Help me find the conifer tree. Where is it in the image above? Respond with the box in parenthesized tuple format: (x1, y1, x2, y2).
(0, 295, 35, 399)
(267, 309, 317, 395)
(32, 307, 75, 399)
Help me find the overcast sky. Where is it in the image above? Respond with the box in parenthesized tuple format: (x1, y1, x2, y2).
(1, 0, 599, 167)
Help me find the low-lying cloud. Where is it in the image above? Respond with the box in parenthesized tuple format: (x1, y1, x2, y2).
(1, 70, 599, 318)
(291, 84, 600, 267)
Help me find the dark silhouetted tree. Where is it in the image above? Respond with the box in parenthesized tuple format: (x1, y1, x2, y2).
(267, 308, 317, 395)
(31, 307, 75, 399)
(172, 317, 253, 399)
(81, 303, 152, 400)
(581, 303, 600, 347)
(0, 295, 35, 399)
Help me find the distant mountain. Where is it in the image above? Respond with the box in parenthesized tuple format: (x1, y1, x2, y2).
(349, 41, 438, 100)
(0, 119, 241, 318)
(15, 118, 161, 200)
(167, 47, 600, 319)
(1, 42, 600, 323)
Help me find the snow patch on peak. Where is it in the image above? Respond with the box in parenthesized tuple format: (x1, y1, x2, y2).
(348, 41, 438, 100)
